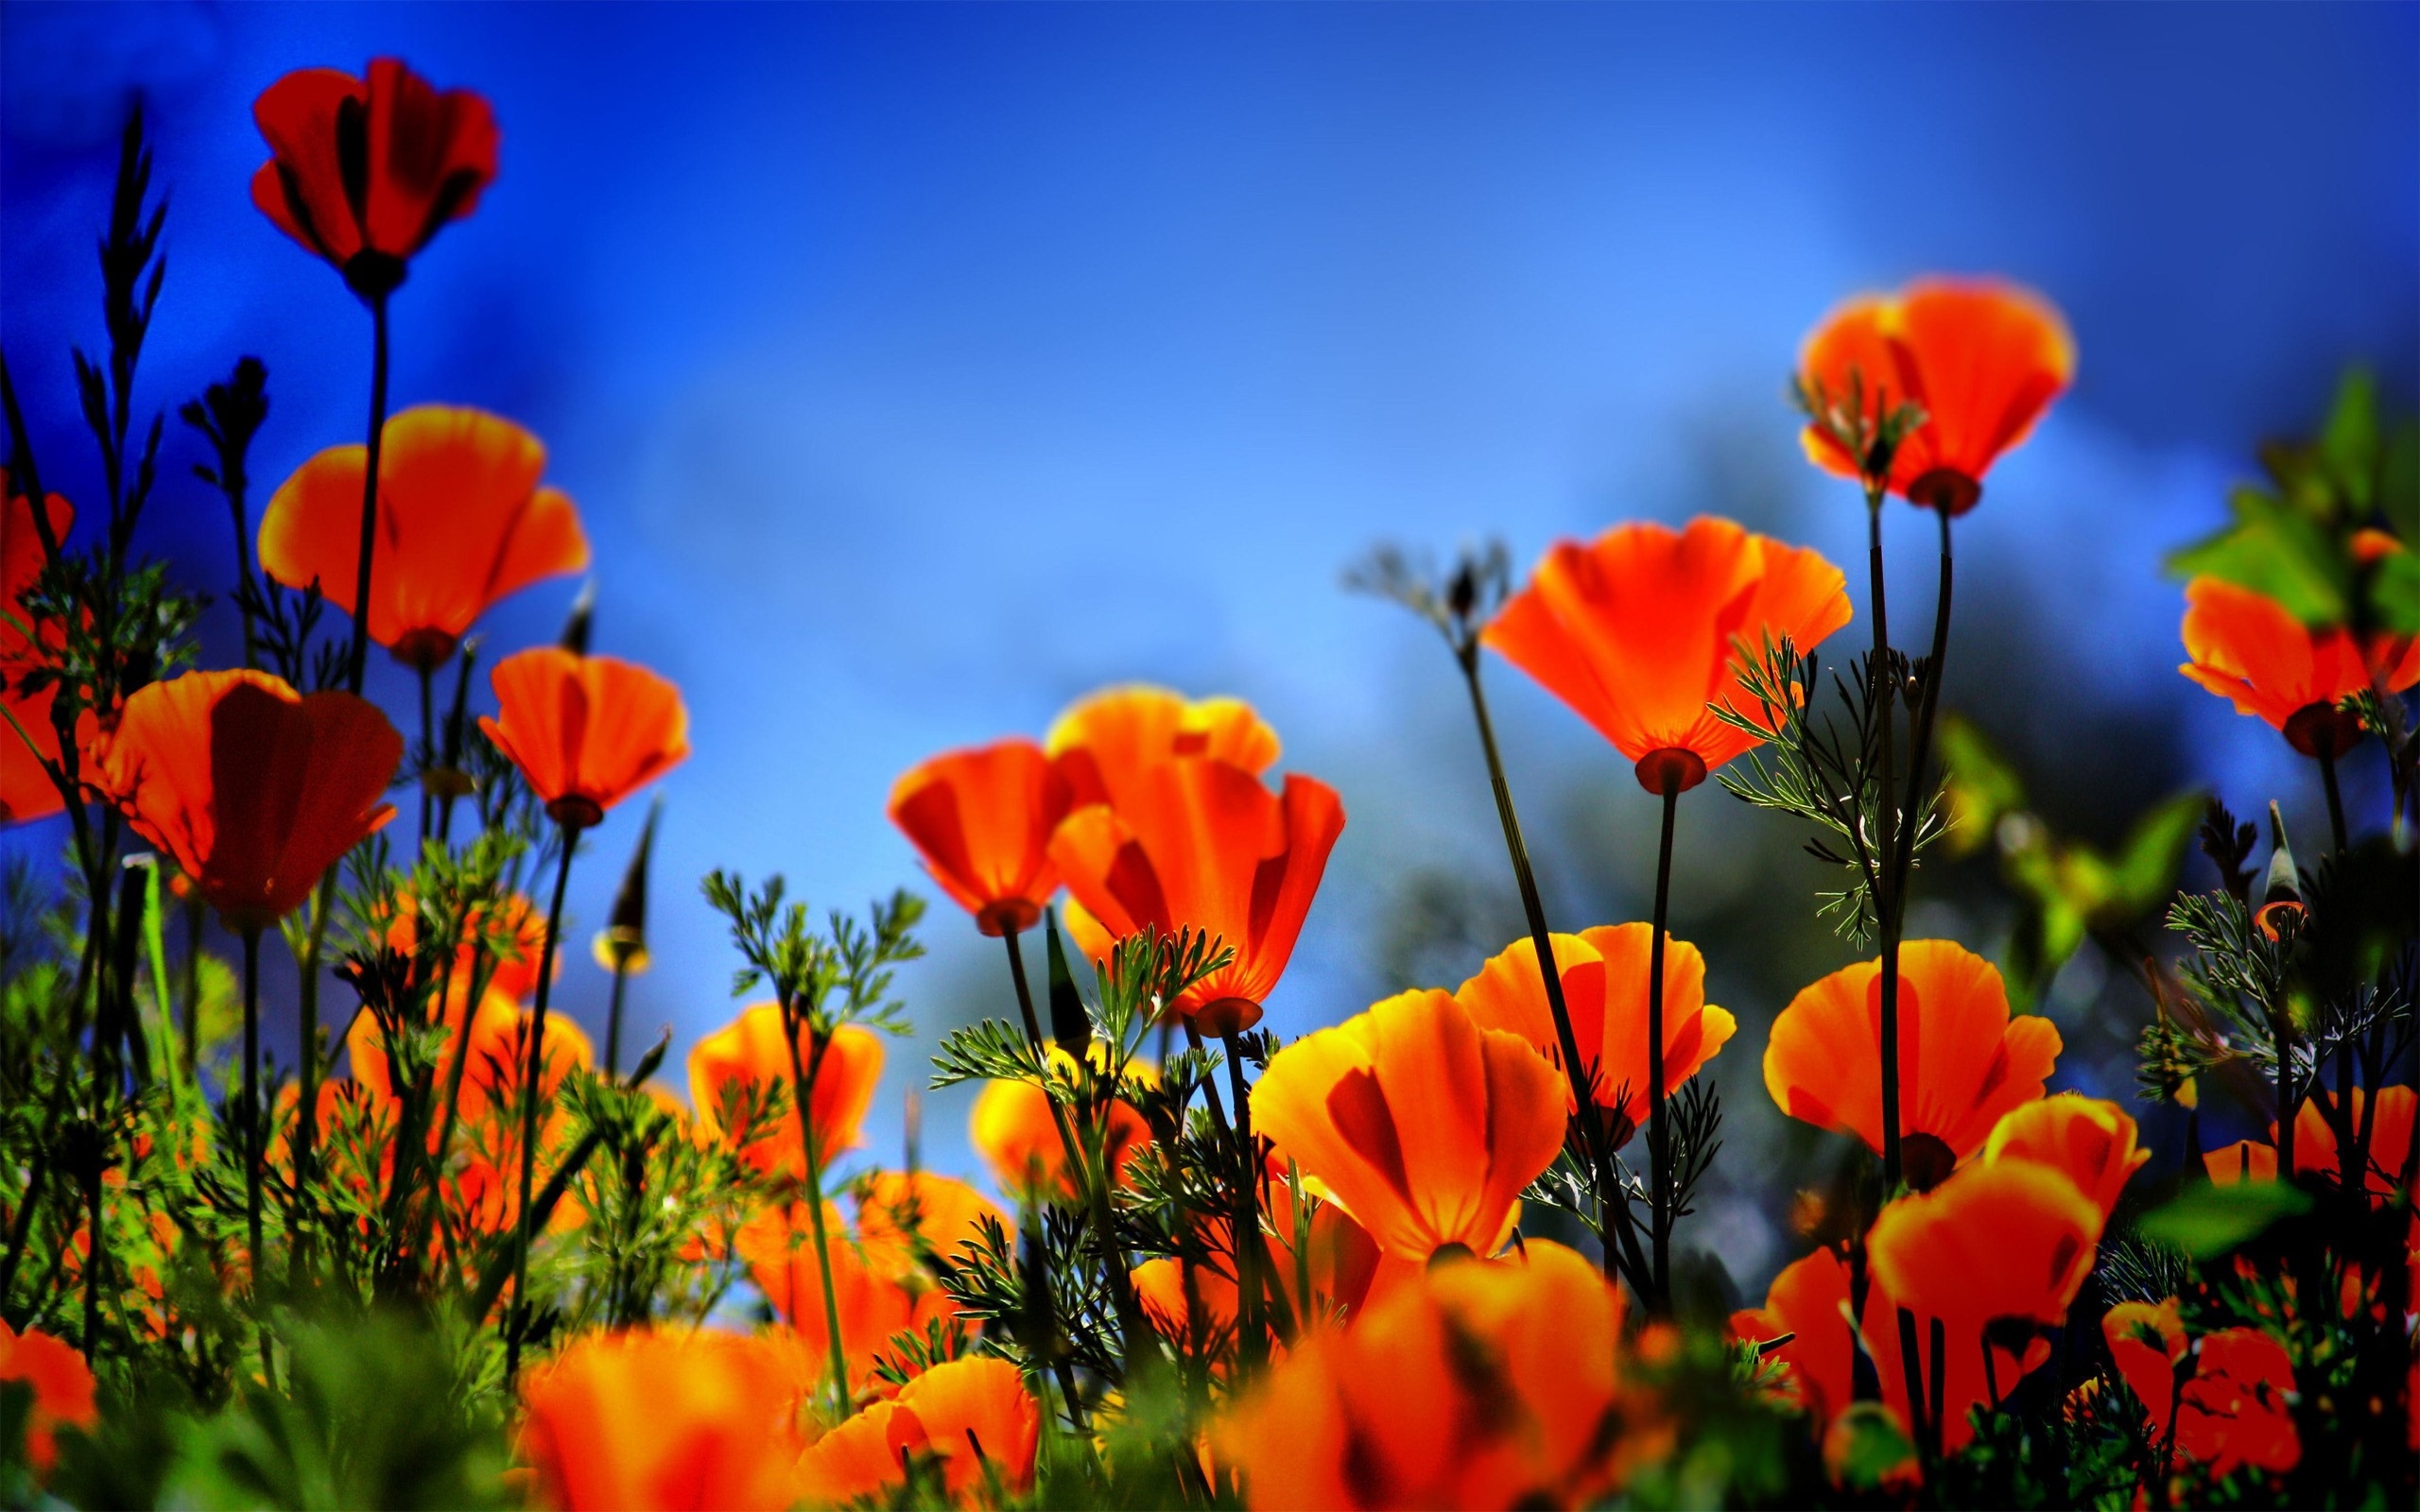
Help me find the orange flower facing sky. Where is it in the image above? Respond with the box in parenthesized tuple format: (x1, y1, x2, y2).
(1049, 755, 1344, 1034)
(0, 1322, 97, 1477)
(87, 669, 402, 932)
(251, 60, 500, 299)
(1865, 1160, 2103, 1337)
(259, 406, 590, 671)
(794, 1356, 1041, 1506)
(1217, 1241, 1627, 1511)
(889, 738, 1073, 936)
(1980, 1093, 2150, 1222)
(688, 1005, 884, 1177)
(970, 1050, 1153, 1201)
(2179, 576, 2420, 758)
(519, 1328, 804, 1512)
(1482, 516, 1851, 792)
(480, 648, 689, 829)
(1250, 988, 1564, 1263)
(1798, 277, 2075, 514)
(1456, 924, 1735, 1138)
(1046, 683, 1282, 813)
(1765, 939, 2060, 1187)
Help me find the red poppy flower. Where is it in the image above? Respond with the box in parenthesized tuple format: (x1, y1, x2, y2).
(259, 406, 589, 671)
(479, 648, 689, 829)
(1, 682, 64, 827)
(251, 60, 499, 299)
(519, 1328, 804, 1512)
(1798, 278, 2075, 514)
(1979, 1093, 2149, 1221)
(687, 1004, 884, 1178)
(969, 1049, 1154, 1201)
(2179, 576, 2420, 758)
(1048, 756, 1343, 1034)
(87, 669, 402, 932)
(2173, 1328, 2302, 1478)
(1, 479, 72, 675)
(2102, 1297, 2187, 1439)
(1046, 684, 1282, 811)
(1866, 1160, 2103, 1335)
(2278, 1086, 2411, 1201)
(2203, 1138, 2280, 1185)
(1249, 988, 1564, 1263)
(0, 1322, 96, 1477)
(1765, 939, 2061, 1186)
(1455, 924, 1736, 1138)
(888, 739, 1072, 936)
(1483, 516, 1852, 792)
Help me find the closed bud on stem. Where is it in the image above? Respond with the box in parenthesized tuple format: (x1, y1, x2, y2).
(2254, 800, 2304, 943)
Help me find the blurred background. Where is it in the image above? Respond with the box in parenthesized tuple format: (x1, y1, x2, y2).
(4, 0, 2414, 1304)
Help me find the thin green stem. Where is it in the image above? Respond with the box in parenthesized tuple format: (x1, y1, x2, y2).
(1222, 1032, 1266, 1370)
(504, 826, 579, 1387)
(344, 293, 392, 695)
(786, 1024, 853, 1416)
(603, 956, 631, 1078)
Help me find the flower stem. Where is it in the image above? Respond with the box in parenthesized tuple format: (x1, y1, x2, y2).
(1647, 782, 1678, 1313)
(2316, 744, 2349, 855)
(241, 925, 265, 1299)
(1866, 495, 1903, 1194)
(603, 955, 631, 1079)
(504, 824, 579, 1388)
(786, 1024, 852, 1417)
(343, 291, 391, 696)
(1222, 1032, 1266, 1370)
(1001, 930, 1092, 1200)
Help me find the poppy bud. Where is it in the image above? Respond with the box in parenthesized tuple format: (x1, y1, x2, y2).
(559, 577, 596, 657)
(1446, 561, 1479, 623)
(1043, 908, 1090, 1057)
(1634, 746, 1708, 797)
(2254, 801, 2304, 943)
(592, 796, 657, 973)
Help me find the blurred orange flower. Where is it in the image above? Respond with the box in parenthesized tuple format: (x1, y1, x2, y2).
(2102, 1297, 2187, 1439)
(889, 739, 1072, 936)
(2179, 576, 2420, 758)
(2283, 1086, 2411, 1201)
(1, 480, 71, 675)
(969, 1048, 1153, 1201)
(1798, 277, 2075, 514)
(0, 1322, 96, 1476)
(2203, 1138, 2281, 1185)
(1980, 1093, 2149, 1221)
(1217, 1241, 1627, 1510)
(251, 60, 499, 299)
(480, 648, 689, 829)
(259, 406, 589, 671)
(519, 1328, 804, 1512)
(794, 1398, 928, 1506)
(795, 1356, 1039, 1505)
(2174, 1328, 2302, 1478)
(855, 1171, 1010, 1278)
(1765, 939, 2060, 1187)
(1, 682, 64, 827)
(739, 1203, 957, 1392)
(1049, 756, 1343, 1034)
(1046, 684, 1282, 811)
(1251, 989, 1563, 1263)
(1456, 925, 1735, 1138)
(688, 1004, 884, 1177)
(87, 669, 402, 932)
(377, 886, 552, 1004)
(1482, 517, 1851, 793)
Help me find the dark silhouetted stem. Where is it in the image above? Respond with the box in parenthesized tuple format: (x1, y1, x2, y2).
(1647, 782, 1678, 1312)
(241, 927, 265, 1297)
(343, 293, 391, 695)
(1223, 1033, 1266, 1370)
(2316, 745, 2349, 855)
(504, 825, 579, 1388)
(1867, 497, 1903, 1194)
(417, 663, 436, 844)
(603, 956, 631, 1078)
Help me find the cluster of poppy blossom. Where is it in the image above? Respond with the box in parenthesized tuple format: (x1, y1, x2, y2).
(0, 50, 2411, 1512)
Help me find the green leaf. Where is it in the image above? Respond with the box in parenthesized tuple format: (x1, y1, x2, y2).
(2169, 487, 2352, 626)
(2377, 417, 2419, 541)
(2368, 549, 2420, 635)
(1937, 714, 2024, 858)
(2136, 1180, 2312, 1259)
(2320, 368, 2379, 512)
(2102, 792, 2206, 921)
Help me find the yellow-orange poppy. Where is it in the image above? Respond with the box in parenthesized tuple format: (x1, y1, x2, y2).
(1482, 517, 1851, 792)
(377, 886, 552, 1003)
(2204, 1138, 2281, 1185)
(87, 669, 402, 932)
(1455, 925, 1736, 1137)
(969, 1047, 1153, 1202)
(1249, 988, 1564, 1263)
(1046, 683, 1282, 812)
(795, 1356, 1040, 1505)
(688, 1005, 884, 1178)
(259, 406, 589, 671)
(1798, 278, 2075, 514)
(519, 1328, 804, 1512)
(1980, 1093, 2149, 1221)
(854, 1170, 1010, 1278)
(794, 1398, 927, 1506)
(2180, 576, 2420, 758)
(480, 648, 689, 829)
(739, 1204, 956, 1393)
(889, 739, 1072, 936)
(1765, 939, 2060, 1183)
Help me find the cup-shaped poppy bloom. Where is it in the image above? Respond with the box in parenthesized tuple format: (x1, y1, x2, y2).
(1765, 939, 2061, 1186)
(795, 1398, 929, 1506)
(1482, 517, 1852, 792)
(1250, 988, 1564, 1263)
(796, 1356, 1040, 1505)
(259, 406, 590, 671)
(1866, 1160, 2103, 1338)
(888, 739, 1073, 936)
(688, 1005, 884, 1178)
(2204, 1138, 2281, 1185)
(1049, 757, 1344, 1033)
(2179, 576, 2420, 758)
(1456, 924, 1736, 1137)
(2102, 1297, 2187, 1439)
(1217, 1240, 1627, 1511)
(739, 1204, 958, 1392)
(87, 669, 402, 933)
(1980, 1093, 2150, 1221)
(1, 480, 72, 675)
(251, 60, 499, 300)
(2281, 1085, 2413, 1202)
(970, 1052, 1153, 1201)
(519, 1328, 804, 1512)
(0, 1322, 96, 1477)
(854, 1171, 1011, 1279)
(2171, 1328, 2302, 1478)
(1046, 683, 1282, 813)
(1798, 278, 2075, 515)
(479, 648, 689, 829)
(1, 682, 65, 827)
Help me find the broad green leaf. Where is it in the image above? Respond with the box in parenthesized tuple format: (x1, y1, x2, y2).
(2137, 1180, 2312, 1259)
(2104, 792, 2206, 920)
(1937, 714, 2025, 858)
(2168, 487, 2351, 627)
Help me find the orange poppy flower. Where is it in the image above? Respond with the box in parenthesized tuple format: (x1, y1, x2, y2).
(2204, 1137, 2281, 1185)
(2173, 1328, 2302, 1478)
(2283, 1086, 2413, 1201)
(794, 1398, 929, 1506)
(1046, 683, 1283, 811)
(1250, 988, 1564, 1263)
(888, 739, 1072, 936)
(1482, 517, 1852, 792)
(1049, 756, 1344, 1034)
(259, 406, 589, 672)
(796, 1356, 1039, 1505)
(739, 1204, 958, 1392)
(251, 60, 499, 300)
(0, 1322, 96, 1477)
(2179, 576, 2420, 758)
(378, 886, 552, 1003)
(1765, 939, 2061, 1185)
(1865, 1159, 2102, 1340)
(1455, 925, 1737, 1138)
(1980, 1093, 2150, 1221)
(1217, 1240, 1627, 1511)
(688, 1005, 884, 1177)
(2102, 1297, 2187, 1438)
(854, 1171, 1011, 1278)
(480, 648, 689, 829)
(1, 480, 72, 674)
(969, 1049, 1153, 1201)
(86, 669, 402, 933)
(1798, 278, 2075, 514)
(1, 682, 65, 827)
(520, 1328, 804, 1512)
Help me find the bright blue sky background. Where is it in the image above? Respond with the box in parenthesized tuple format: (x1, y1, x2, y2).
(5, 2, 2414, 1280)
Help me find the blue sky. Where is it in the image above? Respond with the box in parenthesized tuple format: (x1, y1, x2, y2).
(4, 2, 2413, 1245)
